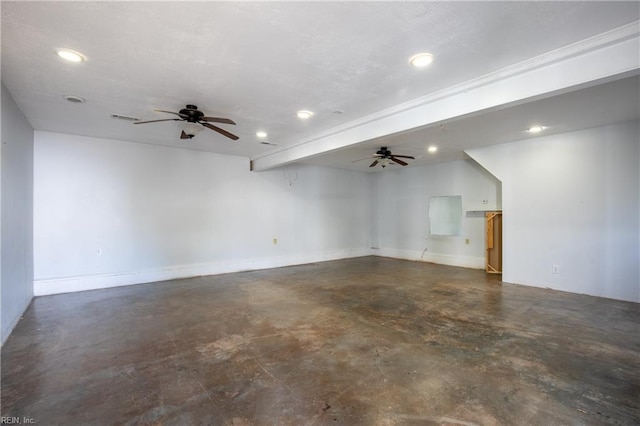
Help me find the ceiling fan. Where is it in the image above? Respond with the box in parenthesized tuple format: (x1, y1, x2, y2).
(353, 147, 415, 168)
(134, 104, 238, 140)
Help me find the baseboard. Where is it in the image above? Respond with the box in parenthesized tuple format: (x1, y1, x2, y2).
(33, 248, 374, 296)
(373, 247, 484, 269)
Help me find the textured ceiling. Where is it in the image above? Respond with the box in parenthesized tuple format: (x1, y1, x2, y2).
(1, 1, 639, 170)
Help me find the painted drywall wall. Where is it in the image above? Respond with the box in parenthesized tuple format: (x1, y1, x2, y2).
(467, 120, 639, 302)
(33, 132, 372, 295)
(372, 159, 502, 268)
(31, 123, 639, 302)
(1, 83, 34, 344)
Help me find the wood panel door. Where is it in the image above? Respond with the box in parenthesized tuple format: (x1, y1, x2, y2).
(486, 211, 502, 274)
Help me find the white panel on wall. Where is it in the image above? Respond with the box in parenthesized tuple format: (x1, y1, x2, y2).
(33, 132, 372, 295)
(467, 120, 639, 302)
(429, 195, 463, 236)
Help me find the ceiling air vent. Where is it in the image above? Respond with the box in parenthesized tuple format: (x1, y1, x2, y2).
(64, 95, 85, 103)
(110, 113, 140, 122)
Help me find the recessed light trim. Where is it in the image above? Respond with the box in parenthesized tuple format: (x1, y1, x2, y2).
(64, 95, 86, 103)
(428, 146, 438, 153)
(526, 125, 546, 133)
(56, 48, 86, 63)
(409, 52, 434, 68)
(296, 110, 314, 120)
(256, 131, 268, 138)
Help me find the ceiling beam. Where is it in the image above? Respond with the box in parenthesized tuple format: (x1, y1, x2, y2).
(250, 22, 639, 172)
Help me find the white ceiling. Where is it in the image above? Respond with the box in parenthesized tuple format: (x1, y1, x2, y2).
(300, 74, 640, 170)
(2, 1, 639, 172)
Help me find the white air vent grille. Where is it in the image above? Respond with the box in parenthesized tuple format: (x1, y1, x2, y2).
(110, 114, 140, 122)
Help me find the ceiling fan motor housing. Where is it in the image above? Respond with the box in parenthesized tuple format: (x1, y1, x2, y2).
(377, 147, 391, 158)
(180, 105, 204, 122)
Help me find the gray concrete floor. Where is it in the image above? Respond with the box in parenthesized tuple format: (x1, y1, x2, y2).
(2, 257, 639, 425)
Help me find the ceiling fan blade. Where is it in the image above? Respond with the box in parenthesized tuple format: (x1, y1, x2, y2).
(133, 118, 181, 124)
(351, 155, 378, 163)
(369, 160, 379, 168)
(201, 122, 239, 140)
(391, 157, 408, 166)
(180, 130, 191, 139)
(154, 109, 184, 117)
(392, 155, 415, 159)
(201, 117, 236, 125)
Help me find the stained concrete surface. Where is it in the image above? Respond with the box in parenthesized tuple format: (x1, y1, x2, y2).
(2, 257, 639, 425)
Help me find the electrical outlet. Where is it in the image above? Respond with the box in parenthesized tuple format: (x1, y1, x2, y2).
(96, 248, 102, 256)
(552, 265, 560, 274)
(465, 238, 470, 245)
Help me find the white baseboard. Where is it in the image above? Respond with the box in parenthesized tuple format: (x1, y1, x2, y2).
(33, 248, 374, 296)
(373, 247, 484, 269)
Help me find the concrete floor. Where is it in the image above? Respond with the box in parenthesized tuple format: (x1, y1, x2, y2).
(2, 257, 639, 425)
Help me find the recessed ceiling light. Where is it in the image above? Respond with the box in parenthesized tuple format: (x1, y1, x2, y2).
(256, 131, 268, 138)
(56, 49, 86, 63)
(296, 110, 314, 120)
(409, 52, 434, 68)
(64, 95, 85, 103)
(526, 125, 546, 133)
(428, 146, 438, 153)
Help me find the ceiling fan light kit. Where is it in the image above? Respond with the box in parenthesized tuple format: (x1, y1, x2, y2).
(134, 104, 238, 141)
(181, 122, 203, 139)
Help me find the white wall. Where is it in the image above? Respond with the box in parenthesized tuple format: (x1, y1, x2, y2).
(372, 159, 502, 269)
(31, 122, 640, 303)
(1, 83, 34, 344)
(33, 132, 372, 295)
(467, 120, 640, 302)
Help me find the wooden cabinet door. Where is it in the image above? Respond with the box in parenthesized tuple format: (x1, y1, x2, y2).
(486, 212, 502, 274)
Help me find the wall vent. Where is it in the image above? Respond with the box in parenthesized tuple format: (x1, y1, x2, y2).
(110, 114, 140, 122)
